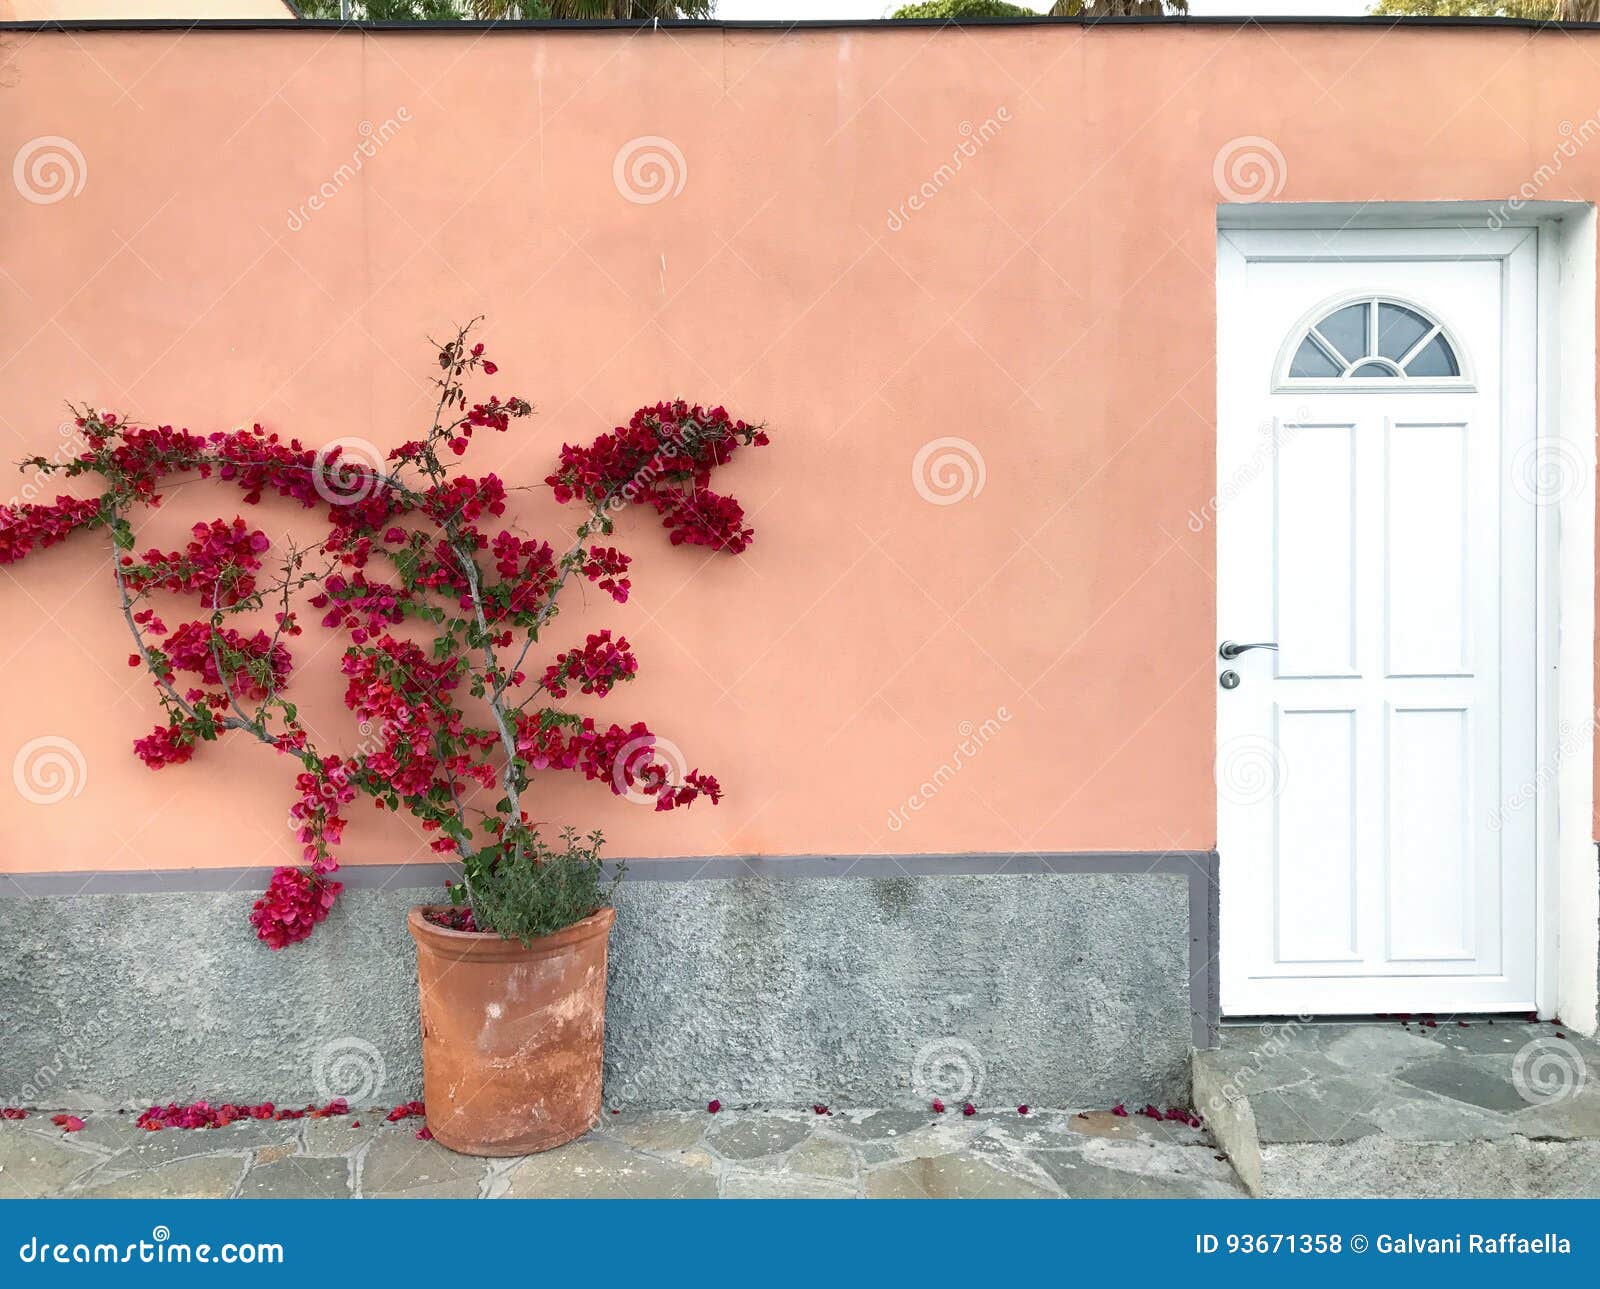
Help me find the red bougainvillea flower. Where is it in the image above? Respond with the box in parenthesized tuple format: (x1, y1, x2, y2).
(51, 1114, 85, 1132)
(1016, 1105, 1030, 1116)
(1, 1108, 27, 1120)
(811, 1104, 830, 1116)
(1, 330, 769, 952)
(1111, 1104, 1129, 1118)
(385, 1100, 426, 1123)
(707, 1100, 722, 1114)
(248, 867, 344, 949)
(415, 1126, 433, 1141)
(546, 401, 768, 551)
(135, 1098, 356, 1130)
(931, 1098, 945, 1114)
(961, 1103, 976, 1117)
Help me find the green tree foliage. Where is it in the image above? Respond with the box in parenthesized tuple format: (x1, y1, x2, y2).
(1368, 0, 1600, 15)
(1048, 0, 1189, 13)
(890, 1, 1040, 16)
(890, 0, 1192, 14)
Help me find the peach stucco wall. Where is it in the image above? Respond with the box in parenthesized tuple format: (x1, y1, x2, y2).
(1, 23, 1597, 872)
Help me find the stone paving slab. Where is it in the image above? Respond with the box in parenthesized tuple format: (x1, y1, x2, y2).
(0, 1105, 1244, 1199)
(1205, 1020, 1600, 1146)
(1193, 1019, 1600, 1198)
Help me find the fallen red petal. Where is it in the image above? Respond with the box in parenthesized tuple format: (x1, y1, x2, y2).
(707, 1099, 721, 1114)
(51, 1114, 85, 1132)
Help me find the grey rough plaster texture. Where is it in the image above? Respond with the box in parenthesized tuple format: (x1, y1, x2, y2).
(0, 871, 1192, 1109)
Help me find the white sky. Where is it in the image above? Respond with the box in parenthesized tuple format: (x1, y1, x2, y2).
(715, 0, 1373, 17)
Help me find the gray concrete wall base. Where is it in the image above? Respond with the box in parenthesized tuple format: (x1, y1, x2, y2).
(0, 870, 1194, 1110)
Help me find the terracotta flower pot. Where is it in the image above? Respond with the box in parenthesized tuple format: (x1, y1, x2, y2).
(408, 904, 616, 1157)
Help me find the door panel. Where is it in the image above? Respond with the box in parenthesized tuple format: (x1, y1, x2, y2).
(1217, 228, 1539, 1015)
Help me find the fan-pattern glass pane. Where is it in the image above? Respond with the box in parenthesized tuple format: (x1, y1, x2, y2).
(1285, 299, 1462, 382)
(1317, 304, 1370, 363)
(1404, 333, 1460, 377)
(1377, 304, 1431, 361)
(1290, 336, 1342, 378)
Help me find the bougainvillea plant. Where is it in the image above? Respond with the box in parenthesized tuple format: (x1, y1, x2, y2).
(0, 321, 768, 948)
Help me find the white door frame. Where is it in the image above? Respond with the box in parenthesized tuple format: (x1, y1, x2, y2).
(1214, 205, 1598, 1032)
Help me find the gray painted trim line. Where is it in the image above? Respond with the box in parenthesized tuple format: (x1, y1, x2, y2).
(0, 849, 1221, 1051)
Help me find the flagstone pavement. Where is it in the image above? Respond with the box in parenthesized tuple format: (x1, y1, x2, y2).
(0, 1106, 1246, 1199)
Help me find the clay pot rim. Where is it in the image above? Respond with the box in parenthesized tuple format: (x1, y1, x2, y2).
(408, 903, 616, 962)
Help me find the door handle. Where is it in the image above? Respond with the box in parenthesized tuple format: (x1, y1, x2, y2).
(1218, 640, 1278, 661)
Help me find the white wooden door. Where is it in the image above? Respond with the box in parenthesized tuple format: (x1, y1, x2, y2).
(1216, 227, 1539, 1016)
